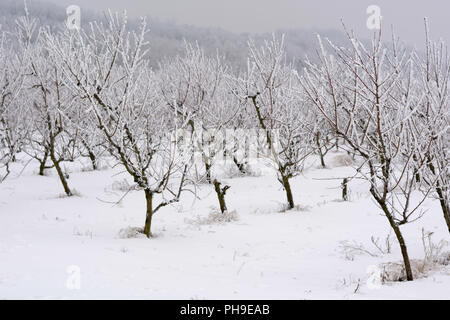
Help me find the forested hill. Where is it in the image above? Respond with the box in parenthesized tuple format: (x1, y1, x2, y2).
(0, 0, 347, 71)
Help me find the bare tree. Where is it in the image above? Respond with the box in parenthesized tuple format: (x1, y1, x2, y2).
(233, 35, 316, 210)
(415, 20, 450, 233)
(158, 43, 238, 213)
(0, 17, 31, 181)
(24, 21, 78, 196)
(47, 12, 192, 237)
(68, 96, 107, 171)
(313, 111, 335, 168)
(300, 29, 435, 280)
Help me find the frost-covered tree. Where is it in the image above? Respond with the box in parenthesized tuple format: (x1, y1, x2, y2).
(66, 96, 107, 171)
(25, 22, 78, 195)
(414, 21, 450, 233)
(158, 43, 239, 213)
(0, 19, 31, 181)
(311, 107, 336, 168)
(233, 35, 316, 210)
(47, 12, 192, 237)
(300, 29, 436, 281)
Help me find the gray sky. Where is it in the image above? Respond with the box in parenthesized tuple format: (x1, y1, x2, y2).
(32, 0, 450, 47)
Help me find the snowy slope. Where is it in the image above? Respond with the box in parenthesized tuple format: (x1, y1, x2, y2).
(0, 153, 448, 299)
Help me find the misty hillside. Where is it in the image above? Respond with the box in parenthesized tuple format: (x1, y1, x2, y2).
(0, 0, 347, 71)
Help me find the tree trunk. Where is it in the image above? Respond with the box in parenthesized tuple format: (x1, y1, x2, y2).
(213, 179, 229, 213)
(52, 158, 72, 196)
(1, 162, 10, 182)
(233, 156, 247, 174)
(319, 152, 326, 168)
(1, 117, 16, 162)
(204, 161, 211, 184)
(88, 150, 97, 171)
(10, 150, 16, 162)
(412, 154, 421, 183)
(342, 178, 348, 201)
(38, 150, 49, 176)
(81, 139, 97, 170)
(427, 161, 450, 234)
(144, 189, 153, 238)
(281, 174, 295, 210)
(436, 186, 450, 234)
(316, 132, 326, 168)
(49, 146, 72, 197)
(375, 195, 413, 281)
(391, 223, 413, 281)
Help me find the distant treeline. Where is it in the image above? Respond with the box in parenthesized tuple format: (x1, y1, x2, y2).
(0, 0, 348, 72)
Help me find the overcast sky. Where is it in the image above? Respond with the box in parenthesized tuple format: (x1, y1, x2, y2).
(22, 0, 450, 47)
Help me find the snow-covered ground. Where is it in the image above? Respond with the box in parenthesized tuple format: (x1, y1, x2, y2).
(0, 153, 449, 299)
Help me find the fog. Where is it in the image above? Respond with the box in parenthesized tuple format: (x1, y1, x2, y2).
(37, 0, 450, 48)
